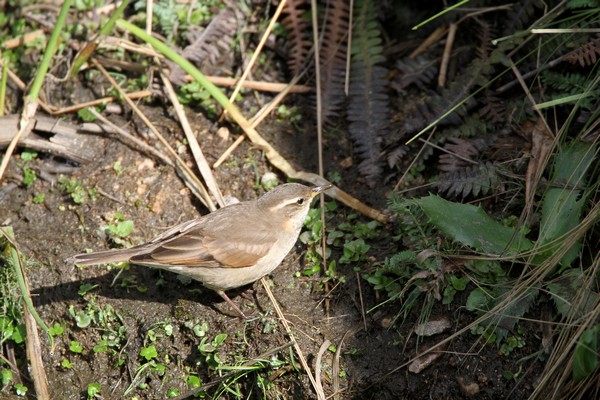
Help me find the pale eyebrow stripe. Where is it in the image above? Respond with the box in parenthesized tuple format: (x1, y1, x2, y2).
(269, 198, 301, 211)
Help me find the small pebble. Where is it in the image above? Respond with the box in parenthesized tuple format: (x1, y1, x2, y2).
(414, 317, 451, 336)
(261, 172, 278, 190)
(457, 376, 480, 396)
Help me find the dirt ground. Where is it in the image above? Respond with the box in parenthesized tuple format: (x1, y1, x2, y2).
(0, 98, 547, 399)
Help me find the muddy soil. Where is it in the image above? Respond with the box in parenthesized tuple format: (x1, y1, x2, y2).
(1, 102, 544, 399)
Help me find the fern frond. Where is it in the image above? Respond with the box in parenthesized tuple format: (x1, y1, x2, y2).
(386, 145, 409, 168)
(397, 70, 479, 135)
(281, 0, 312, 75)
(319, 0, 351, 122)
(347, 0, 389, 182)
(348, 63, 388, 181)
(393, 56, 438, 92)
(567, 0, 600, 9)
(437, 162, 500, 198)
(542, 71, 590, 92)
(502, 0, 545, 35)
(563, 34, 600, 67)
(479, 91, 506, 124)
(168, 8, 238, 85)
(438, 137, 489, 173)
(475, 19, 496, 61)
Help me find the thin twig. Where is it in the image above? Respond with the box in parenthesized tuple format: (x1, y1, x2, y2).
(356, 271, 367, 332)
(213, 70, 308, 169)
(438, 22, 457, 87)
(159, 69, 225, 207)
(1, 29, 45, 49)
(417, 137, 478, 165)
(315, 340, 331, 398)
(409, 26, 448, 59)
(91, 58, 215, 211)
(222, 0, 287, 117)
(507, 55, 554, 139)
(0, 119, 35, 182)
(344, 0, 354, 95)
(213, 134, 245, 169)
(0, 59, 53, 114)
(333, 326, 362, 400)
(49, 90, 152, 115)
(204, 75, 312, 93)
(23, 300, 50, 400)
(170, 342, 294, 400)
(311, 0, 331, 318)
(394, 129, 436, 191)
(261, 277, 326, 400)
(87, 108, 173, 167)
(119, 20, 387, 223)
(1, 227, 52, 399)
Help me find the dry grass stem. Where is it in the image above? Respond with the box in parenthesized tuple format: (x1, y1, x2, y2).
(160, 70, 225, 207)
(205, 76, 312, 93)
(438, 22, 457, 87)
(224, 0, 288, 112)
(213, 71, 307, 169)
(24, 297, 50, 400)
(49, 90, 152, 115)
(315, 339, 331, 398)
(2, 29, 45, 49)
(261, 277, 326, 400)
(91, 58, 214, 210)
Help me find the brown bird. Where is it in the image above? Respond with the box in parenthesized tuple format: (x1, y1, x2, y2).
(68, 183, 332, 318)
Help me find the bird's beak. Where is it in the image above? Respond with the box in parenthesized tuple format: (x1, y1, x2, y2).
(311, 184, 333, 197)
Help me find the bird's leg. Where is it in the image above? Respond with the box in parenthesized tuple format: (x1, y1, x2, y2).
(217, 290, 248, 319)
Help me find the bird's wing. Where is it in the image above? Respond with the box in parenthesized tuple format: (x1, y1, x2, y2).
(131, 204, 277, 268)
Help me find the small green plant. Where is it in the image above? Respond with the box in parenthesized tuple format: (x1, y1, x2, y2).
(69, 341, 83, 354)
(87, 382, 101, 399)
(68, 298, 126, 362)
(370, 138, 598, 384)
(185, 320, 209, 337)
(69, 305, 92, 328)
(198, 333, 228, 370)
(186, 374, 201, 391)
(124, 323, 178, 396)
(113, 160, 124, 175)
(14, 383, 27, 396)
(499, 329, 526, 356)
(442, 274, 469, 304)
(1, 368, 13, 386)
(102, 212, 134, 247)
(58, 176, 97, 205)
(276, 104, 302, 125)
(133, 0, 218, 42)
(49, 322, 65, 336)
(0, 258, 26, 348)
(19, 150, 37, 187)
(299, 201, 380, 286)
(178, 81, 218, 118)
(78, 283, 99, 297)
(77, 106, 97, 122)
(32, 193, 45, 204)
(140, 345, 158, 361)
(0, 316, 25, 345)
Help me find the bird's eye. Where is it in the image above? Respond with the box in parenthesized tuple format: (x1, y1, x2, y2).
(296, 198, 305, 205)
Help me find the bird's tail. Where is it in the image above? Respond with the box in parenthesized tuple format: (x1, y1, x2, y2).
(67, 247, 146, 266)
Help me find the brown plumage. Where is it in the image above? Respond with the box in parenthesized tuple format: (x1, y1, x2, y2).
(68, 183, 331, 317)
